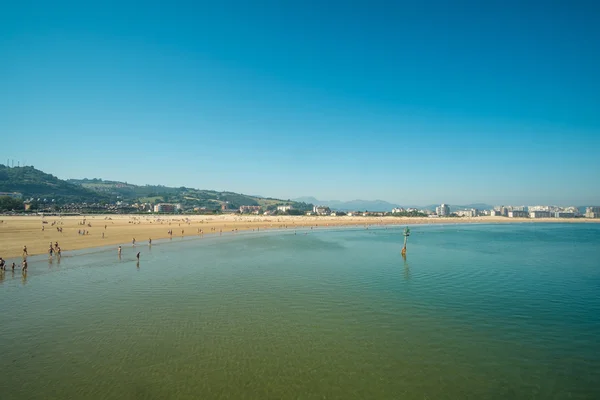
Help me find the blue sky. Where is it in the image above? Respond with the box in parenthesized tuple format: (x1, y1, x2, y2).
(1, 1, 599, 205)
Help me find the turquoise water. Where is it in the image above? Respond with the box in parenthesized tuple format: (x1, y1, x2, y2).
(1, 223, 599, 399)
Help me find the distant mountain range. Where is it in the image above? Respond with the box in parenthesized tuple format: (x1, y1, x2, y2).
(293, 196, 494, 212)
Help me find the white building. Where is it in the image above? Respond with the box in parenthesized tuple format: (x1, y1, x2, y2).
(455, 209, 477, 217)
(508, 211, 529, 218)
(313, 206, 331, 215)
(585, 206, 600, 218)
(435, 204, 450, 216)
(392, 207, 405, 214)
(277, 205, 293, 213)
(529, 205, 551, 212)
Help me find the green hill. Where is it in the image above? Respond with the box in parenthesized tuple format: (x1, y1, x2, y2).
(0, 165, 313, 212)
(0, 165, 108, 203)
(67, 178, 313, 211)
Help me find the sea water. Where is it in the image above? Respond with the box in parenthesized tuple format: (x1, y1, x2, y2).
(1, 223, 599, 399)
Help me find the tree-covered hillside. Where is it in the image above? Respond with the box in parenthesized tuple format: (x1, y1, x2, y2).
(0, 165, 312, 211)
(0, 165, 108, 203)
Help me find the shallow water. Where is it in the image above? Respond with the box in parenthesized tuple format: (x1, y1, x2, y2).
(1, 224, 599, 399)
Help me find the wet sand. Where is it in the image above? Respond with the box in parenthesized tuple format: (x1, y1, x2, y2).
(0, 214, 597, 259)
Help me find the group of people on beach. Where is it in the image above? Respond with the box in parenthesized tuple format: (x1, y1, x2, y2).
(48, 241, 62, 258)
(0, 257, 20, 272)
(0, 245, 30, 274)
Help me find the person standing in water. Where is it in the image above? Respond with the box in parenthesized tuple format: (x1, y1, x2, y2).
(148, 238, 152, 246)
(22, 259, 28, 273)
(136, 252, 140, 260)
(132, 238, 136, 246)
(118, 246, 122, 257)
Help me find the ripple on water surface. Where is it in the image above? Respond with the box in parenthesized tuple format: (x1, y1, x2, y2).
(1, 224, 600, 399)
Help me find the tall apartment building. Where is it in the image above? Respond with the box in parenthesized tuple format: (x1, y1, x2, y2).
(436, 204, 450, 216)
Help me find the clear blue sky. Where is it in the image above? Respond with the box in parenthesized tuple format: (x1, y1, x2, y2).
(2, 1, 599, 206)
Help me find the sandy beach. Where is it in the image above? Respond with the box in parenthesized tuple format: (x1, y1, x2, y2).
(0, 214, 598, 259)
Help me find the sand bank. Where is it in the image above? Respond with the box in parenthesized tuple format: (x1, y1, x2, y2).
(0, 214, 598, 259)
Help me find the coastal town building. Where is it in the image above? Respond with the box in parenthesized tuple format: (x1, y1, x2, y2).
(529, 211, 552, 219)
(391, 207, 405, 213)
(455, 209, 477, 217)
(529, 205, 551, 212)
(277, 205, 293, 213)
(585, 207, 600, 218)
(554, 212, 575, 218)
(435, 204, 450, 216)
(508, 211, 529, 218)
(313, 206, 331, 215)
(153, 203, 179, 213)
(562, 206, 579, 215)
(239, 205, 261, 214)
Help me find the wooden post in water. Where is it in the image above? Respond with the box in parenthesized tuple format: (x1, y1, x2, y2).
(401, 227, 410, 256)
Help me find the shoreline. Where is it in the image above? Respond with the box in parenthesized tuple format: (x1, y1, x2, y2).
(1, 214, 598, 260)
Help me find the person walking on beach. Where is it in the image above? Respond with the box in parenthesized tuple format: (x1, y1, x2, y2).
(23, 246, 28, 257)
(132, 238, 136, 246)
(102, 232, 105, 239)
